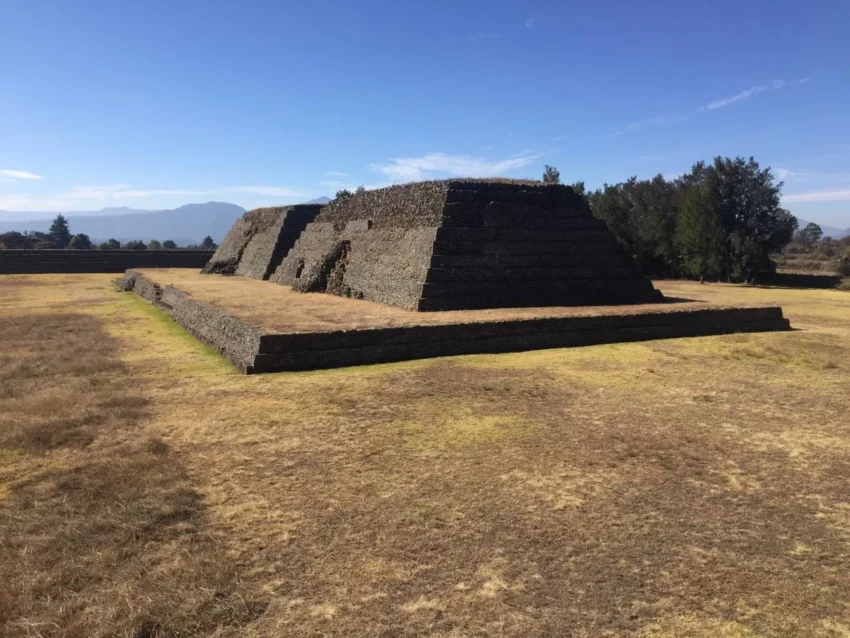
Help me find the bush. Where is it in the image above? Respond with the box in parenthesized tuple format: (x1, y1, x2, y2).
(68, 234, 93, 249)
(839, 279, 850, 292)
(838, 251, 850, 277)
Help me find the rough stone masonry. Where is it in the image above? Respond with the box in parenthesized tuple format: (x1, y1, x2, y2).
(270, 179, 663, 310)
(202, 205, 324, 280)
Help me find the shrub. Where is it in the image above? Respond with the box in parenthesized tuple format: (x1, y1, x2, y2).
(68, 234, 93, 249)
(838, 251, 850, 277)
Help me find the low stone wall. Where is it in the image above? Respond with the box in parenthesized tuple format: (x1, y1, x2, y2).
(118, 271, 262, 369)
(0, 250, 213, 274)
(764, 272, 842, 289)
(119, 270, 792, 374)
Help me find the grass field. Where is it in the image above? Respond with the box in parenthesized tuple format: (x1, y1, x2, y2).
(1, 274, 849, 637)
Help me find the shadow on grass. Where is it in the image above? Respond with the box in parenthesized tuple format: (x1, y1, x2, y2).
(0, 313, 266, 636)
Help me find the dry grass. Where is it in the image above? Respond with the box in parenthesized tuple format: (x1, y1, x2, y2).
(132, 268, 771, 334)
(1, 274, 850, 636)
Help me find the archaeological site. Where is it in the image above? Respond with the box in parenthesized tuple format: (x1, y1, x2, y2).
(119, 179, 792, 373)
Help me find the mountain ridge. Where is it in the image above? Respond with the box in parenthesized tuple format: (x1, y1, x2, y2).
(0, 199, 331, 244)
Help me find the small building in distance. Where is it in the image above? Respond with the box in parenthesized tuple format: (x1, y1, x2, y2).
(270, 179, 662, 311)
(202, 205, 324, 280)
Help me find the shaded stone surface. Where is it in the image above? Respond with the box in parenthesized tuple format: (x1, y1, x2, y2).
(202, 205, 323, 279)
(0, 250, 212, 274)
(271, 180, 663, 310)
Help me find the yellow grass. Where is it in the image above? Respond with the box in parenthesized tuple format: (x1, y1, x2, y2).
(132, 268, 776, 333)
(1, 273, 849, 637)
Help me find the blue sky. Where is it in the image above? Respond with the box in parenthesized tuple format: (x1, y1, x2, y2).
(1, 0, 849, 227)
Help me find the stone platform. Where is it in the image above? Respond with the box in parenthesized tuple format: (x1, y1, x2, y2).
(118, 268, 792, 374)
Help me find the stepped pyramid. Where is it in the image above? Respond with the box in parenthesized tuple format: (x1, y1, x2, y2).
(270, 180, 663, 310)
(202, 205, 323, 280)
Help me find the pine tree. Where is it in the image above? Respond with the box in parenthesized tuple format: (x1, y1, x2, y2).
(542, 165, 561, 184)
(675, 185, 723, 282)
(49, 214, 72, 248)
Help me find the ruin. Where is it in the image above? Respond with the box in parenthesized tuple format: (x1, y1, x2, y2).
(119, 269, 792, 374)
(128, 178, 794, 374)
(202, 205, 323, 280)
(270, 180, 662, 310)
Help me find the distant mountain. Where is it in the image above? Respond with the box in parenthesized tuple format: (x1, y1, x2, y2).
(0, 198, 335, 245)
(796, 219, 849, 239)
(0, 202, 246, 245)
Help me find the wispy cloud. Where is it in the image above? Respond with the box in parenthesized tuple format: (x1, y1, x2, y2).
(612, 113, 690, 137)
(700, 79, 786, 111)
(0, 184, 304, 212)
(371, 151, 543, 182)
(782, 189, 850, 203)
(613, 77, 807, 136)
(220, 186, 303, 197)
(553, 133, 570, 141)
(773, 167, 800, 181)
(468, 32, 500, 41)
(525, 17, 534, 28)
(0, 169, 44, 181)
(326, 170, 348, 177)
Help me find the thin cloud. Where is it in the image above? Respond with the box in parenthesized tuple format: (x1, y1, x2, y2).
(0, 169, 44, 181)
(700, 79, 786, 111)
(614, 78, 806, 136)
(525, 17, 534, 28)
(326, 171, 348, 177)
(782, 189, 850, 203)
(468, 33, 500, 41)
(221, 186, 303, 197)
(553, 134, 570, 141)
(612, 113, 690, 137)
(371, 151, 543, 182)
(0, 184, 304, 212)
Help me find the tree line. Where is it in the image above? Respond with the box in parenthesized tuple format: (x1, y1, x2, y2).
(545, 156, 802, 283)
(0, 215, 218, 251)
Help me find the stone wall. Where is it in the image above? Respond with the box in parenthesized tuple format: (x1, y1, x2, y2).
(118, 270, 262, 369)
(119, 269, 791, 374)
(0, 250, 213, 274)
(202, 205, 323, 279)
(272, 179, 662, 311)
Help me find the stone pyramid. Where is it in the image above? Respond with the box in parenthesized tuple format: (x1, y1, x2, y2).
(202, 205, 323, 280)
(270, 180, 663, 310)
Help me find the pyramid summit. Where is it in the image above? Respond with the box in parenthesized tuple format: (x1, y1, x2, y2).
(268, 179, 662, 310)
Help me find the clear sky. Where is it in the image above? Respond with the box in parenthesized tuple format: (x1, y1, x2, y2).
(1, 0, 849, 227)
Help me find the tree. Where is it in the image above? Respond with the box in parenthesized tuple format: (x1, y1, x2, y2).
(675, 184, 724, 282)
(148, 239, 163, 250)
(355, 186, 366, 195)
(796, 222, 824, 245)
(49, 214, 72, 248)
(162, 240, 177, 249)
(106, 238, 121, 249)
(125, 240, 146, 250)
(68, 233, 93, 249)
(570, 181, 586, 195)
(0, 231, 29, 249)
(201, 236, 217, 250)
(677, 157, 795, 282)
(335, 189, 353, 199)
(542, 165, 561, 184)
(838, 250, 850, 277)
